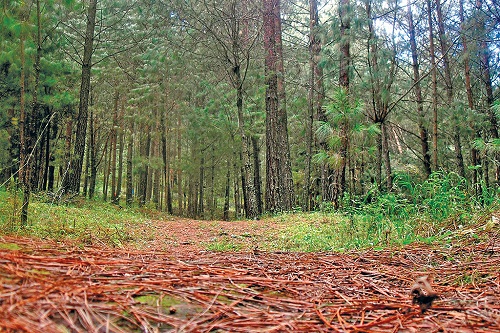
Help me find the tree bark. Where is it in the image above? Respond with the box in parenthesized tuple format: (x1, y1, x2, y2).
(408, 1, 431, 178)
(19, 16, 28, 226)
(223, 163, 231, 221)
(305, 0, 324, 211)
(460, 0, 481, 194)
(427, 0, 439, 170)
(198, 156, 204, 218)
(161, 102, 172, 213)
(125, 119, 134, 207)
(176, 111, 183, 215)
(476, 0, 499, 182)
(111, 90, 119, 204)
(61, 0, 97, 194)
(252, 135, 263, 215)
(263, 0, 294, 213)
(436, 0, 465, 178)
(115, 99, 125, 205)
(336, 0, 350, 205)
(138, 127, 151, 207)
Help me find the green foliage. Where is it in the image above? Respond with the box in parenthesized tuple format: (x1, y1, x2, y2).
(271, 171, 498, 252)
(0, 191, 149, 247)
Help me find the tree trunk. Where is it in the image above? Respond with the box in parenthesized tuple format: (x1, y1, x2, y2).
(111, 90, 119, 204)
(61, 0, 97, 194)
(305, 0, 323, 211)
(209, 147, 216, 218)
(19, 20, 28, 226)
(223, 163, 231, 221)
(41, 114, 51, 191)
(125, 121, 134, 207)
(408, 1, 431, 178)
(88, 107, 97, 199)
(138, 128, 151, 207)
(103, 136, 112, 201)
(176, 111, 183, 215)
(427, 0, 439, 170)
(336, 0, 350, 206)
(233, 151, 241, 218)
(382, 122, 392, 190)
(436, 0, 465, 178)
(115, 99, 125, 205)
(252, 136, 263, 216)
(375, 123, 383, 187)
(263, 0, 294, 213)
(198, 156, 204, 218)
(476, 0, 499, 182)
(62, 117, 73, 187)
(460, 0, 480, 194)
(161, 104, 172, 213)
(235, 74, 258, 218)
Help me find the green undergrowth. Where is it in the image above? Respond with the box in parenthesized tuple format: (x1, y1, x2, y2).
(0, 189, 150, 247)
(266, 172, 500, 251)
(1, 170, 499, 251)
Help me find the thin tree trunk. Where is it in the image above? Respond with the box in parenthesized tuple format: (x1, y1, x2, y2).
(252, 136, 263, 216)
(436, 0, 465, 178)
(125, 121, 134, 207)
(236, 76, 257, 218)
(116, 124, 124, 205)
(233, 151, 241, 218)
(209, 147, 215, 218)
(111, 90, 119, 204)
(305, 0, 322, 211)
(176, 111, 183, 215)
(460, 0, 480, 194)
(336, 0, 350, 206)
(138, 128, 151, 207)
(41, 112, 51, 191)
(161, 103, 172, 213)
(103, 136, 111, 201)
(88, 109, 97, 199)
(382, 122, 392, 190)
(223, 163, 231, 221)
(376, 125, 383, 187)
(62, 117, 73, 187)
(62, 0, 97, 193)
(19, 20, 28, 226)
(427, 0, 439, 170)
(476, 0, 499, 182)
(408, 1, 431, 178)
(198, 156, 204, 218)
(83, 119, 90, 197)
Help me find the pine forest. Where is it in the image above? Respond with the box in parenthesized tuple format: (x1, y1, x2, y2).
(0, 1, 500, 331)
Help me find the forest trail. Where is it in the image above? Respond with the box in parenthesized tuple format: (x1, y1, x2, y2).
(127, 217, 285, 252)
(0, 223, 499, 332)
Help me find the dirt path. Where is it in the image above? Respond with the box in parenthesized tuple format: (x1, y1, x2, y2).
(0, 223, 499, 332)
(128, 218, 282, 252)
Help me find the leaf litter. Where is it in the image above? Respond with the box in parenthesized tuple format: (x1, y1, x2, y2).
(0, 227, 499, 332)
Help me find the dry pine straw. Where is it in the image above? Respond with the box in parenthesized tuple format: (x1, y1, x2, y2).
(0, 234, 499, 333)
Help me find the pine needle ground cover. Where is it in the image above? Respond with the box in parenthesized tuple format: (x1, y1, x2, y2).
(0, 233, 498, 332)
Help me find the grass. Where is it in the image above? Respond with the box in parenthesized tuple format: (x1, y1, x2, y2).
(0, 188, 150, 247)
(205, 239, 243, 251)
(1, 170, 499, 252)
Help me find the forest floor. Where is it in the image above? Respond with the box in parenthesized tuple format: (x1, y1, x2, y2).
(0, 218, 499, 332)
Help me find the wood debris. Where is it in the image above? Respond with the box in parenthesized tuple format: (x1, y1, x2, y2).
(410, 275, 438, 313)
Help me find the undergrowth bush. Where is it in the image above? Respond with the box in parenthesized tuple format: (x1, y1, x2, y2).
(277, 171, 499, 251)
